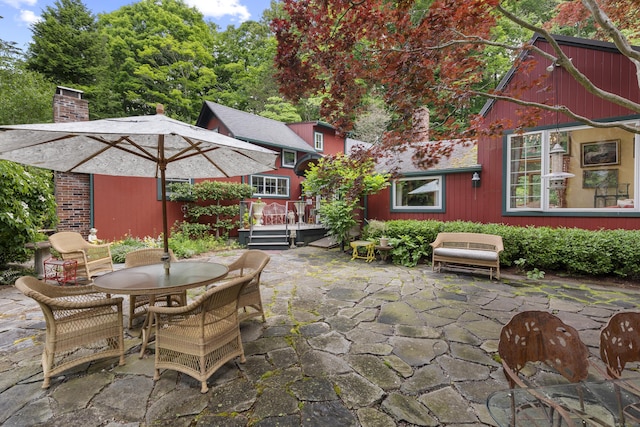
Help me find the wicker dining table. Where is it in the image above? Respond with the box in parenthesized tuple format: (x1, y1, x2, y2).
(93, 261, 228, 357)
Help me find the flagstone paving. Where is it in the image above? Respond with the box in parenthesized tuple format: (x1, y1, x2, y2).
(1, 246, 639, 426)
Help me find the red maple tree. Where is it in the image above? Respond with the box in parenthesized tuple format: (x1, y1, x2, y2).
(272, 0, 640, 166)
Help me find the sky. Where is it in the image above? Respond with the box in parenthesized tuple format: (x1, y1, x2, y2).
(0, 0, 272, 51)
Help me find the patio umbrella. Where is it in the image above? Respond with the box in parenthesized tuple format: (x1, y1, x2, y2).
(0, 105, 277, 271)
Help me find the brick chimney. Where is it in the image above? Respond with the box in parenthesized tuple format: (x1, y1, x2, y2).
(53, 86, 92, 237)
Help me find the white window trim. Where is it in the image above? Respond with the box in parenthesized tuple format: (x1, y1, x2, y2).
(314, 131, 324, 151)
(506, 122, 639, 213)
(282, 149, 296, 168)
(251, 174, 290, 198)
(391, 176, 443, 211)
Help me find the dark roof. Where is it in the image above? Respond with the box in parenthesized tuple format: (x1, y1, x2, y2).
(479, 33, 632, 117)
(376, 140, 478, 174)
(197, 101, 316, 153)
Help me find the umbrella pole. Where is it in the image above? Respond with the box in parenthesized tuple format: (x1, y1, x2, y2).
(159, 136, 170, 276)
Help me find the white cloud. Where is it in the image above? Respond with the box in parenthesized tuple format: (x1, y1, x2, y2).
(1, 0, 37, 8)
(19, 9, 41, 25)
(186, 0, 251, 21)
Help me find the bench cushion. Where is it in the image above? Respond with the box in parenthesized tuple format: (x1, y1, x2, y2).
(433, 247, 498, 262)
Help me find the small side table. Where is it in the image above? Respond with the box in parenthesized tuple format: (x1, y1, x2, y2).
(375, 245, 393, 262)
(350, 240, 375, 262)
(44, 258, 78, 285)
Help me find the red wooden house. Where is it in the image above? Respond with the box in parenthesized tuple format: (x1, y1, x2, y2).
(367, 34, 640, 230)
(89, 101, 346, 241)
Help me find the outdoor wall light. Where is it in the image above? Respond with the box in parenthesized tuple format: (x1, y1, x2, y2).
(471, 172, 481, 188)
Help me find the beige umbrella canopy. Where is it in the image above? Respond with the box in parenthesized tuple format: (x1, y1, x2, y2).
(0, 106, 277, 262)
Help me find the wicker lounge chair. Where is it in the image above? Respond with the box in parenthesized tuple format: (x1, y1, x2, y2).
(149, 275, 252, 393)
(49, 231, 113, 280)
(15, 276, 125, 388)
(217, 250, 270, 322)
(124, 248, 186, 329)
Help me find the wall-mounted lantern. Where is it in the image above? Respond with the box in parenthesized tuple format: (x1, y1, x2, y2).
(471, 172, 481, 188)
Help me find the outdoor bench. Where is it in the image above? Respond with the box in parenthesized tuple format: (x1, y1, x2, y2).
(429, 232, 504, 280)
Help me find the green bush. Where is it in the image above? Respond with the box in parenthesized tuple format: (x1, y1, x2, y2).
(377, 219, 640, 280)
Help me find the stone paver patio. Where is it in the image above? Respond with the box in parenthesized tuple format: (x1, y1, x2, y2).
(1, 246, 639, 426)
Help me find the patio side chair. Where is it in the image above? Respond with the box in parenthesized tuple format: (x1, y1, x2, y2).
(49, 231, 113, 280)
(215, 250, 270, 322)
(148, 274, 252, 393)
(498, 311, 592, 426)
(124, 248, 186, 329)
(15, 276, 125, 388)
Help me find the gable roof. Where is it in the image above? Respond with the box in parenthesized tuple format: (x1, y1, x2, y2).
(479, 33, 632, 117)
(197, 101, 316, 154)
(376, 140, 478, 174)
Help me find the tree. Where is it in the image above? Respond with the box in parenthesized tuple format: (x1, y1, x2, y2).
(26, 0, 108, 86)
(98, 0, 217, 121)
(302, 154, 389, 249)
(210, 20, 280, 113)
(273, 0, 640, 166)
(259, 96, 302, 122)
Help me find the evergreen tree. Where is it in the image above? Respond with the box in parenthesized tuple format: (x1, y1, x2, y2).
(26, 0, 108, 86)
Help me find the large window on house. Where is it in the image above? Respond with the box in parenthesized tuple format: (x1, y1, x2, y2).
(314, 132, 324, 151)
(251, 174, 289, 197)
(392, 176, 443, 211)
(158, 178, 193, 200)
(506, 124, 638, 212)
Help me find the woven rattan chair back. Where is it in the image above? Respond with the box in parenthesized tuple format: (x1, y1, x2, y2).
(149, 274, 252, 393)
(124, 248, 184, 329)
(222, 250, 270, 322)
(49, 231, 113, 279)
(600, 311, 640, 378)
(15, 276, 125, 388)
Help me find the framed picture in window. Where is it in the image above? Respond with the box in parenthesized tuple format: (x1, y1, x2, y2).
(582, 169, 618, 188)
(581, 140, 619, 167)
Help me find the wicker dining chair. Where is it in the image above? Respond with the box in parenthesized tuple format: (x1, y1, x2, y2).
(124, 248, 186, 329)
(148, 274, 252, 393)
(15, 276, 125, 388)
(499, 311, 591, 426)
(49, 231, 113, 280)
(216, 250, 270, 322)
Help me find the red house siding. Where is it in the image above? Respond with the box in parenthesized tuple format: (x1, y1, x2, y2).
(477, 37, 640, 231)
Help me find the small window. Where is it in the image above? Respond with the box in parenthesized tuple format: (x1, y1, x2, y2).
(314, 132, 324, 151)
(392, 176, 443, 211)
(251, 174, 290, 197)
(282, 150, 296, 168)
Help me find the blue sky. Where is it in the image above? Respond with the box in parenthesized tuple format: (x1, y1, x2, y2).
(0, 0, 273, 50)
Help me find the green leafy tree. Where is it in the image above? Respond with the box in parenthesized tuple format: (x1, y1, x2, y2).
(99, 0, 217, 121)
(0, 161, 57, 267)
(26, 0, 108, 86)
(302, 154, 390, 250)
(0, 37, 57, 266)
(211, 20, 280, 113)
(259, 96, 302, 122)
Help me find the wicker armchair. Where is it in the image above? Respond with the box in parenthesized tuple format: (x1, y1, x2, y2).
(15, 276, 125, 388)
(149, 275, 252, 393)
(218, 250, 270, 322)
(49, 231, 113, 280)
(124, 248, 186, 329)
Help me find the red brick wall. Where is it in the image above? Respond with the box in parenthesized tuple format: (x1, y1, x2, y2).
(52, 87, 92, 238)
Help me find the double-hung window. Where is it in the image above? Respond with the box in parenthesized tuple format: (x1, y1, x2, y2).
(314, 132, 324, 151)
(251, 174, 289, 197)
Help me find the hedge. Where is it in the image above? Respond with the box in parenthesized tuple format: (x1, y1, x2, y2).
(363, 220, 640, 279)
